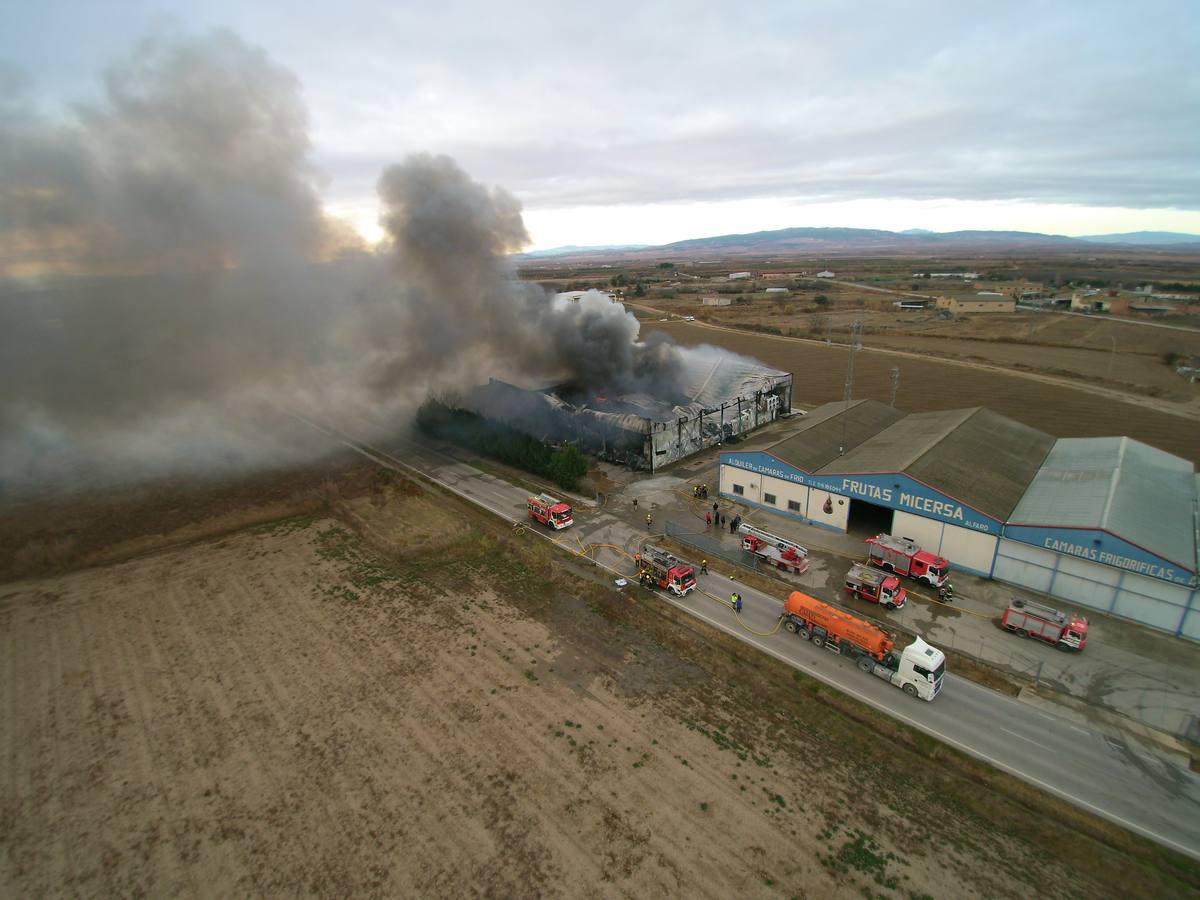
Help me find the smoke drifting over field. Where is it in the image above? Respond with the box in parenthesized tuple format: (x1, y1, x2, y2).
(0, 30, 694, 493)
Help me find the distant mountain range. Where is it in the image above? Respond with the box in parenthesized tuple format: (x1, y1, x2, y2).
(1077, 231, 1200, 245)
(520, 228, 1200, 262)
(521, 243, 651, 258)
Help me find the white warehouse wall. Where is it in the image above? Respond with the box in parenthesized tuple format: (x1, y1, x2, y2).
(719, 465, 848, 531)
(891, 510, 995, 576)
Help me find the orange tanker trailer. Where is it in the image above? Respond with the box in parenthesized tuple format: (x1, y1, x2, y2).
(782, 591, 945, 700)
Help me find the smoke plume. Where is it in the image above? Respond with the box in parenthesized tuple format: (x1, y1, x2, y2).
(0, 30, 704, 496)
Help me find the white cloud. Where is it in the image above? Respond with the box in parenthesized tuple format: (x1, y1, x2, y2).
(11, 0, 1199, 248)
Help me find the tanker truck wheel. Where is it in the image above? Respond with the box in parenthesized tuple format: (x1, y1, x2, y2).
(811, 635, 825, 648)
(903, 684, 918, 698)
(857, 656, 874, 673)
(784, 620, 798, 634)
(797, 628, 811, 641)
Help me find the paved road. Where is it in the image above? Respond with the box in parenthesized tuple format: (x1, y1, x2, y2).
(312, 418, 1200, 861)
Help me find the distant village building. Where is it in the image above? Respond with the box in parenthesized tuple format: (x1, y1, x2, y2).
(761, 272, 798, 281)
(1129, 302, 1175, 316)
(894, 299, 931, 310)
(702, 295, 733, 306)
(928, 272, 980, 279)
(936, 296, 1015, 314)
(816, 270, 835, 278)
(764, 287, 788, 294)
(728, 271, 753, 280)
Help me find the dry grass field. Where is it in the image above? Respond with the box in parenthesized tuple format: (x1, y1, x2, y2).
(3, 473, 1197, 897)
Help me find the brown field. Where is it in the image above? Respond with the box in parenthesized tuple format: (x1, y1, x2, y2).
(5, 477, 1197, 897)
(641, 291, 1200, 403)
(646, 320, 1200, 464)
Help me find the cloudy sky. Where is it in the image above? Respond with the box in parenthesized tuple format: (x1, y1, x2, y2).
(5, 0, 1198, 249)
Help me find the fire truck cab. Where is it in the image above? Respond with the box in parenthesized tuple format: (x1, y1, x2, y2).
(527, 493, 573, 530)
(844, 563, 907, 609)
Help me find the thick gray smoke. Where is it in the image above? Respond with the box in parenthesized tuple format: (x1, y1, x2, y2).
(369, 154, 683, 400)
(0, 30, 706, 496)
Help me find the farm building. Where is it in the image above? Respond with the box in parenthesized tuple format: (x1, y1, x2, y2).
(935, 296, 1015, 314)
(469, 358, 792, 474)
(718, 399, 1200, 639)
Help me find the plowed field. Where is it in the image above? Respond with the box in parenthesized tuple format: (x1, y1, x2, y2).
(3, 484, 1192, 897)
(650, 321, 1200, 463)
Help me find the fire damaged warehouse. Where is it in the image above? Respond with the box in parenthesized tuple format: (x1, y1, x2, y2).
(466, 354, 793, 472)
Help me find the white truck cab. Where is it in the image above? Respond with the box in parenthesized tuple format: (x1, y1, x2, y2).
(871, 636, 945, 701)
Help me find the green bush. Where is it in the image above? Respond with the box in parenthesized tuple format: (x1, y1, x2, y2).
(416, 399, 588, 490)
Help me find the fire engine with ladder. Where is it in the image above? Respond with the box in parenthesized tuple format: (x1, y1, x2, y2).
(737, 523, 810, 574)
(866, 534, 949, 587)
(1001, 599, 1089, 651)
(527, 493, 573, 530)
(636, 544, 697, 597)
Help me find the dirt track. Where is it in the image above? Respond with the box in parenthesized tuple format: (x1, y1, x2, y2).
(649, 321, 1200, 463)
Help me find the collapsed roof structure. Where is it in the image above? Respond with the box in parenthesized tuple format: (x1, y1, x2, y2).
(468, 353, 792, 471)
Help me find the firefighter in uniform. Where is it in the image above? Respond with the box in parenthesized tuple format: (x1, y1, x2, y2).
(646, 512, 653, 529)
(700, 559, 708, 575)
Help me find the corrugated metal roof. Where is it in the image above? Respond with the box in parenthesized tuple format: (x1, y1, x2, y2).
(819, 407, 1054, 520)
(767, 400, 904, 473)
(1009, 437, 1196, 568)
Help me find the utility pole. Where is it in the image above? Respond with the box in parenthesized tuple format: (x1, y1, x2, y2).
(1107, 336, 1117, 380)
(889, 366, 900, 407)
(842, 321, 862, 404)
(839, 321, 863, 455)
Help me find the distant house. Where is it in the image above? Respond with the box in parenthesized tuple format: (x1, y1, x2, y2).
(894, 299, 930, 310)
(930, 272, 979, 280)
(761, 272, 797, 281)
(764, 287, 788, 294)
(816, 270, 835, 278)
(728, 271, 753, 280)
(702, 295, 733, 306)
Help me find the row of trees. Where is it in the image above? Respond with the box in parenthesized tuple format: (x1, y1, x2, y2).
(415, 399, 589, 491)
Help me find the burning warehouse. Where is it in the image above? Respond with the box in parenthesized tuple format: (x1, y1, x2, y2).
(467, 352, 792, 472)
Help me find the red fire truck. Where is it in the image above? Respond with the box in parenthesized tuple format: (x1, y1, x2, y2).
(1001, 599, 1089, 651)
(844, 563, 907, 609)
(866, 534, 949, 588)
(636, 544, 697, 597)
(737, 523, 810, 574)
(527, 493, 573, 530)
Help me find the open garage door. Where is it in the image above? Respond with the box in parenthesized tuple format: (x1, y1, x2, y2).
(846, 497, 893, 537)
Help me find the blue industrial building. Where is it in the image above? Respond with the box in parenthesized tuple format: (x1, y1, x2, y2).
(719, 400, 1200, 639)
